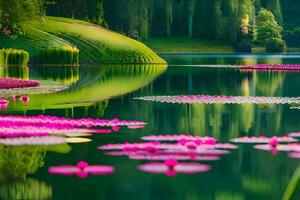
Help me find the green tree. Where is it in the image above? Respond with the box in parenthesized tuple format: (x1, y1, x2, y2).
(0, 0, 44, 38)
(256, 8, 283, 43)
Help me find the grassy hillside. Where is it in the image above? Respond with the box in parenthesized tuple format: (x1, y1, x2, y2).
(0, 17, 165, 64)
(145, 37, 235, 53)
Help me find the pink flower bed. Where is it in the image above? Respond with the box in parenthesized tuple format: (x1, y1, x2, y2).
(0, 78, 40, 89)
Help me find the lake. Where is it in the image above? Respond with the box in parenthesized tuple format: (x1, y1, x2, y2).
(1, 54, 300, 200)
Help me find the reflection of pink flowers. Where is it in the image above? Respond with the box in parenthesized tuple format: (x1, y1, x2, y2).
(138, 159, 211, 176)
(48, 161, 115, 178)
(288, 152, 300, 159)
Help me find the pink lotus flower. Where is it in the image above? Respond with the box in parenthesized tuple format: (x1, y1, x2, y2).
(288, 152, 300, 159)
(48, 161, 115, 178)
(138, 159, 211, 176)
(20, 96, 30, 104)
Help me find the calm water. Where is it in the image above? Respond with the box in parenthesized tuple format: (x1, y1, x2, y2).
(1, 55, 300, 200)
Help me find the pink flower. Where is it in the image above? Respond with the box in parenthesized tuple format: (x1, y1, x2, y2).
(0, 78, 40, 89)
(0, 99, 9, 110)
(20, 96, 30, 104)
(48, 161, 115, 178)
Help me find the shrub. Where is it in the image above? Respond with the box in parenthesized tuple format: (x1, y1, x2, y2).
(37, 47, 79, 65)
(237, 41, 252, 52)
(0, 49, 29, 66)
(256, 8, 283, 43)
(266, 38, 286, 53)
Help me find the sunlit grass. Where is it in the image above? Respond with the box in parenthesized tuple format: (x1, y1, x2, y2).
(0, 17, 165, 64)
(144, 37, 235, 53)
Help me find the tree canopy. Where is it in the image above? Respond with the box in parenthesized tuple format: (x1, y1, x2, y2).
(0, 0, 44, 38)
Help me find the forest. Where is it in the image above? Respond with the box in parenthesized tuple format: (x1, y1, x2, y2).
(45, 0, 300, 50)
(1, 0, 300, 53)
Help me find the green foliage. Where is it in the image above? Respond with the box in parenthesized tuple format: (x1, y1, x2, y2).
(0, 179, 52, 200)
(0, 0, 44, 38)
(0, 146, 44, 181)
(0, 49, 29, 66)
(145, 37, 235, 53)
(256, 8, 283, 43)
(285, 27, 300, 47)
(46, 0, 107, 27)
(37, 47, 79, 65)
(30, 17, 165, 64)
(266, 38, 286, 53)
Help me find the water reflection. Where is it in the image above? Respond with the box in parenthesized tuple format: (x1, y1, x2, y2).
(0, 178, 52, 200)
(163, 54, 300, 66)
(1, 64, 167, 115)
(0, 66, 29, 79)
(0, 57, 300, 199)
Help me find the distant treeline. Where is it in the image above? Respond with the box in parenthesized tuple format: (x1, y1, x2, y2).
(47, 0, 299, 46)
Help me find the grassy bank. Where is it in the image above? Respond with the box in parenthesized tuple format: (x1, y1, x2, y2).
(144, 37, 235, 53)
(0, 17, 165, 64)
(0, 49, 29, 66)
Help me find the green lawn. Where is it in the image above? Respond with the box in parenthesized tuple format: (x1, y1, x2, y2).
(144, 37, 235, 53)
(0, 17, 165, 64)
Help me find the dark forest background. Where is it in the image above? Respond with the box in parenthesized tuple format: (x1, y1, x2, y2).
(46, 0, 300, 48)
